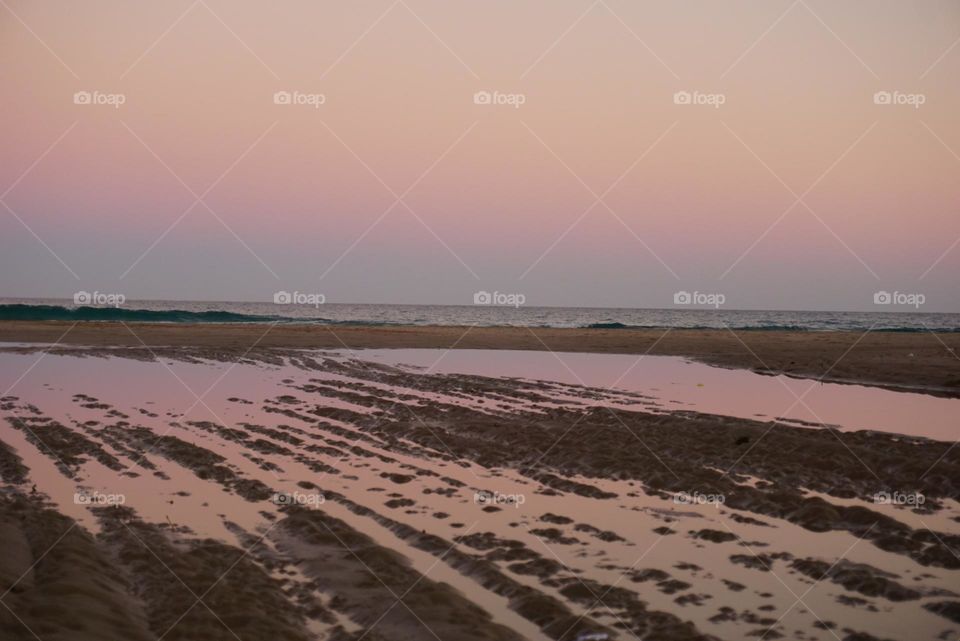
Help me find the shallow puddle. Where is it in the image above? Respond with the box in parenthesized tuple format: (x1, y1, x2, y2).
(359, 348, 960, 440)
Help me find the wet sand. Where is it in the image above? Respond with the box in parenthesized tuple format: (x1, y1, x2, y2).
(1, 321, 959, 396)
(1, 346, 957, 641)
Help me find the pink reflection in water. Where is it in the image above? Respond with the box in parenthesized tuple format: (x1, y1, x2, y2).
(360, 349, 959, 441)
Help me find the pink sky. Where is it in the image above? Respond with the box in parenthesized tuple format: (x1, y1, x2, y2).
(1, 0, 958, 310)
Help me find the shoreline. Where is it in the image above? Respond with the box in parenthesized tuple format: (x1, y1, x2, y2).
(1, 320, 959, 396)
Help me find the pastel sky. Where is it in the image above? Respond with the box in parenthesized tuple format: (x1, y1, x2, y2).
(1, 0, 958, 311)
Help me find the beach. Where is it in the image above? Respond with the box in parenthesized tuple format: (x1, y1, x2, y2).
(1, 321, 958, 396)
(1, 337, 958, 641)
(4, 1, 957, 638)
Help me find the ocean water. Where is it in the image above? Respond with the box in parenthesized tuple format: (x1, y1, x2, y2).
(1, 298, 958, 331)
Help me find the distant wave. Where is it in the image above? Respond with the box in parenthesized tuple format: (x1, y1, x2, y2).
(1, 303, 956, 331)
(584, 322, 634, 329)
(579, 321, 948, 332)
(0, 304, 288, 323)
(582, 322, 815, 331)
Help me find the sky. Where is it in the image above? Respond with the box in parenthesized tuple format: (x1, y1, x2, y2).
(1, 0, 958, 312)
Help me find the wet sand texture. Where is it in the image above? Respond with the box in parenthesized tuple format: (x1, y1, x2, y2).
(2, 321, 959, 395)
(1, 347, 957, 640)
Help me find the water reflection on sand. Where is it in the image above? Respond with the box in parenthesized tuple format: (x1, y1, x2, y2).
(0, 347, 957, 641)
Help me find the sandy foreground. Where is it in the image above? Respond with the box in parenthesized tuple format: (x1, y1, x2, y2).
(0, 344, 958, 641)
(1, 321, 959, 395)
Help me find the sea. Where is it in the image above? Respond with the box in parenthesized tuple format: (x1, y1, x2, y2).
(1, 298, 958, 331)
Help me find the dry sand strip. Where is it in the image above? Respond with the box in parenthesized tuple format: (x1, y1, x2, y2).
(2, 321, 959, 396)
